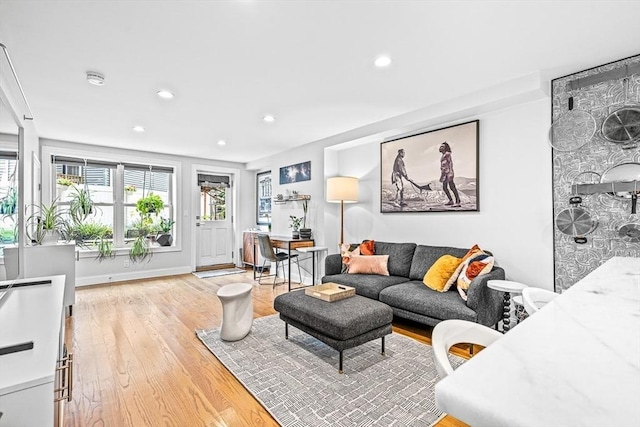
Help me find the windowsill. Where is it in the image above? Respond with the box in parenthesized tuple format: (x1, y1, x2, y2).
(0, 242, 182, 263)
(76, 244, 182, 259)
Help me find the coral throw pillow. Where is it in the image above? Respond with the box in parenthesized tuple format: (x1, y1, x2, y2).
(359, 240, 375, 255)
(347, 255, 390, 275)
(456, 253, 495, 301)
(423, 255, 463, 292)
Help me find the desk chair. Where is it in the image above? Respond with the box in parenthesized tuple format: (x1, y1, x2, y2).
(522, 287, 559, 316)
(257, 234, 301, 289)
(432, 319, 503, 379)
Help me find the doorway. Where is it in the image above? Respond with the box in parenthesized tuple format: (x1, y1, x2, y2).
(195, 174, 233, 270)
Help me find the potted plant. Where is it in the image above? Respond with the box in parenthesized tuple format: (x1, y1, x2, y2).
(299, 198, 312, 239)
(96, 236, 116, 262)
(26, 199, 67, 245)
(68, 185, 94, 224)
(289, 215, 303, 239)
(56, 177, 74, 198)
(124, 184, 136, 203)
(136, 193, 164, 217)
(156, 217, 175, 246)
(129, 234, 151, 263)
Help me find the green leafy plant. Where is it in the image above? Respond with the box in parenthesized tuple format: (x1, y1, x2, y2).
(56, 177, 74, 186)
(289, 215, 303, 231)
(124, 184, 136, 192)
(136, 193, 164, 216)
(26, 200, 67, 244)
(129, 235, 151, 263)
(0, 187, 18, 215)
(68, 186, 94, 224)
(159, 217, 175, 233)
(67, 222, 113, 243)
(95, 237, 116, 262)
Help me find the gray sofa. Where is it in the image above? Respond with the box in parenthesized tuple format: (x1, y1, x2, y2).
(321, 242, 505, 328)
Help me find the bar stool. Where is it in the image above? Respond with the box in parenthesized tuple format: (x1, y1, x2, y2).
(217, 283, 253, 341)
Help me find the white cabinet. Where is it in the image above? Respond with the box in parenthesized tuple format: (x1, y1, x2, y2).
(0, 275, 68, 427)
(3, 244, 76, 314)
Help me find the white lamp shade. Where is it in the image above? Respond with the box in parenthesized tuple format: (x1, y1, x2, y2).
(327, 176, 358, 203)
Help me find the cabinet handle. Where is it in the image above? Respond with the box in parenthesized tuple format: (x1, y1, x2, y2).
(55, 353, 73, 402)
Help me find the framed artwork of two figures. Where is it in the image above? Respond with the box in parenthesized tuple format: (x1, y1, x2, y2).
(380, 120, 479, 213)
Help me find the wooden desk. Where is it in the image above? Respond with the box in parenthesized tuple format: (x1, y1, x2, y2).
(435, 257, 640, 426)
(252, 234, 314, 291)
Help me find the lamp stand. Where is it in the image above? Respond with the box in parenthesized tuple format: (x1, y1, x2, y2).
(340, 200, 345, 246)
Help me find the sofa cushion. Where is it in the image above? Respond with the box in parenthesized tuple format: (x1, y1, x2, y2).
(347, 255, 390, 275)
(322, 273, 409, 300)
(409, 245, 468, 280)
(423, 254, 463, 292)
(379, 280, 477, 322)
(373, 242, 417, 277)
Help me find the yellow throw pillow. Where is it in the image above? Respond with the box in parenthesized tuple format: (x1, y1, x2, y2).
(423, 255, 463, 292)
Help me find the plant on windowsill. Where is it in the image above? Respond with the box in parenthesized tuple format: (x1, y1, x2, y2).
(26, 199, 67, 245)
(156, 217, 175, 247)
(289, 215, 303, 239)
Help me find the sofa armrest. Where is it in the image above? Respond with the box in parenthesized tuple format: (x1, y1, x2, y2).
(324, 254, 343, 275)
(466, 267, 505, 327)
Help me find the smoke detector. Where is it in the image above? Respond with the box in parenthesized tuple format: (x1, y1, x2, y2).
(86, 71, 105, 86)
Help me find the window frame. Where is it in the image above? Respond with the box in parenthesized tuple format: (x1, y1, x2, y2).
(42, 146, 181, 257)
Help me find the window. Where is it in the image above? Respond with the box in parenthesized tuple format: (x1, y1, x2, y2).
(52, 156, 175, 250)
(0, 152, 18, 254)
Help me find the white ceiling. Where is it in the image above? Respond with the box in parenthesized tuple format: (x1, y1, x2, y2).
(0, 0, 639, 163)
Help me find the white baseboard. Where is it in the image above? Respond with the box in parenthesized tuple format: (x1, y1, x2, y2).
(76, 266, 192, 287)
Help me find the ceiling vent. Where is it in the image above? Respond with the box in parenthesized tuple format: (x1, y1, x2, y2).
(86, 71, 105, 86)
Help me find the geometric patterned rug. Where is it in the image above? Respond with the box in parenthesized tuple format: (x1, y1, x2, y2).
(196, 314, 464, 427)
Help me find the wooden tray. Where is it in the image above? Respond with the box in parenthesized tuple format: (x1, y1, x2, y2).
(305, 283, 355, 302)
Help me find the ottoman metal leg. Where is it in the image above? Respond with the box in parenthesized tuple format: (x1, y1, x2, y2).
(381, 336, 386, 355)
(285, 322, 289, 339)
(339, 350, 343, 374)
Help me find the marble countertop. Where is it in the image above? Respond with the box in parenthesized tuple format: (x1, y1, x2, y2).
(435, 256, 640, 427)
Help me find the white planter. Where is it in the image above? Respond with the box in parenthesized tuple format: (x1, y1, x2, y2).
(40, 230, 61, 245)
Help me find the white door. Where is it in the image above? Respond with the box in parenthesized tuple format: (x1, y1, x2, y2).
(196, 184, 233, 267)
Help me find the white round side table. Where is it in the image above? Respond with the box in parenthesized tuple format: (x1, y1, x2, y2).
(217, 283, 254, 341)
(487, 280, 528, 333)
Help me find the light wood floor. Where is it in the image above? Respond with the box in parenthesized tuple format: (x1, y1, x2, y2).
(64, 271, 469, 427)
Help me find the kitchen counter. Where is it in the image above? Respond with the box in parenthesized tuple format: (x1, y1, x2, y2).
(435, 256, 640, 427)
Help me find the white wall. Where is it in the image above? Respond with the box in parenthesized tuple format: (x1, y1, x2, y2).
(246, 76, 554, 289)
(330, 99, 554, 289)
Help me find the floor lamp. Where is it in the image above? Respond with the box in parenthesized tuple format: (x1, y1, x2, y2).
(326, 176, 359, 245)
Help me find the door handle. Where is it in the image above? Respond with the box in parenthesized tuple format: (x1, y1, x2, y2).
(196, 223, 201, 227)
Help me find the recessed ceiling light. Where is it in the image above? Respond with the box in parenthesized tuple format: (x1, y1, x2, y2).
(374, 56, 392, 68)
(217, 140, 226, 146)
(132, 125, 145, 132)
(157, 90, 174, 99)
(263, 115, 276, 123)
(86, 71, 105, 86)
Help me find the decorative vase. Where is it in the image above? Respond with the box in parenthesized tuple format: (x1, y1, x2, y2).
(292, 230, 300, 239)
(299, 228, 312, 239)
(156, 233, 173, 246)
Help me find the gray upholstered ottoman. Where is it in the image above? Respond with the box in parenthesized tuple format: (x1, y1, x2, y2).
(273, 290, 393, 373)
